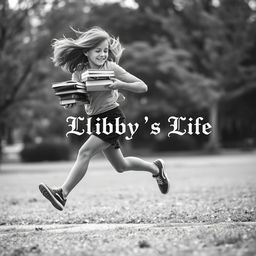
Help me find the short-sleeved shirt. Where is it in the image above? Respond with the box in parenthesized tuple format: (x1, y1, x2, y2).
(72, 61, 128, 116)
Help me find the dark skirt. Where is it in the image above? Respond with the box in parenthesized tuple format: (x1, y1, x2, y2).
(89, 107, 126, 149)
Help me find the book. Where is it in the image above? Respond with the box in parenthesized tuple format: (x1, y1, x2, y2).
(81, 70, 114, 81)
(52, 80, 85, 92)
(85, 76, 114, 81)
(85, 80, 113, 91)
(59, 92, 90, 105)
(58, 93, 89, 101)
(55, 89, 87, 96)
(82, 70, 115, 75)
(82, 74, 114, 81)
(60, 98, 89, 106)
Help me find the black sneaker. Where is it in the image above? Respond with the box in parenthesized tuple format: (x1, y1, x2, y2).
(39, 183, 66, 211)
(153, 159, 170, 194)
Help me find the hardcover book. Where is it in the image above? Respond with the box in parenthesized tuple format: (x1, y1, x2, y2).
(52, 80, 85, 92)
(55, 89, 87, 96)
(58, 93, 89, 101)
(82, 70, 114, 80)
(85, 80, 113, 91)
(60, 98, 89, 106)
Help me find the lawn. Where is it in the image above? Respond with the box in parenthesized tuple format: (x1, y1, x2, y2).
(0, 152, 256, 255)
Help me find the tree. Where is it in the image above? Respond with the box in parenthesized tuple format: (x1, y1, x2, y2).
(0, 0, 45, 158)
(183, 0, 256, 150)
(0, 0, 96, 159)
(135, 0, 256, 151)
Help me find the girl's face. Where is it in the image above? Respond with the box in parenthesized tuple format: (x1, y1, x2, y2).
(86, 39, 109, 68)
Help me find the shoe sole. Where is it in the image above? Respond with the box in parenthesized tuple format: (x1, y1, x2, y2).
(158, 159, 170, 194)
(39, 183, 64, 211)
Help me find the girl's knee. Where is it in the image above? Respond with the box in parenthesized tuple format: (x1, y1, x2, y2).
(115, 166, 125, 173)
(115, 160, 129, 173)
(78, 147, 94, 160)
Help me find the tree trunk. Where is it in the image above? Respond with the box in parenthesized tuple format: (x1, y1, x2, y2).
(0, 121, 5, 164)
(206, 100, 221, 153)
(0, 137, 2, 164)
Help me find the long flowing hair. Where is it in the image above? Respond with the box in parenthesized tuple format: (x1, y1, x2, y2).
(52, 27, 120, 73)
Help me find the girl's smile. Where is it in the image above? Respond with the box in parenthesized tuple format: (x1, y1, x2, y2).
(86, 39, 109, 68)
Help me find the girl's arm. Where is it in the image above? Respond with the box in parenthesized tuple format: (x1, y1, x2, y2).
(108, 73, 148, 93)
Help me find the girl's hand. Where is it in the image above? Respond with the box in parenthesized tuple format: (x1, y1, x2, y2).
(63, 104, 75, 109)
(117, 92, 126, 103)
(107, 78, 125, 90)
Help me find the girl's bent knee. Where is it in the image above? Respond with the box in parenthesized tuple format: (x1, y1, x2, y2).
(115, 159, 130, 173)
(116, 167, 125, 173)
(78, 148, 93, 160)
(114, 164, 127, 173)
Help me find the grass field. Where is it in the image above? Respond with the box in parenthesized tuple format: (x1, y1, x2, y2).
(0, 152, 256, 255)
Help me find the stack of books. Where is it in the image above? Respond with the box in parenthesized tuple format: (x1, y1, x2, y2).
(52, 80, 90, 106)
(52, 70, 115, 106)
(81, 70, 115, 91)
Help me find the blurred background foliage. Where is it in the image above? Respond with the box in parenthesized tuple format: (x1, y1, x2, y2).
(1, 0, 256, 161)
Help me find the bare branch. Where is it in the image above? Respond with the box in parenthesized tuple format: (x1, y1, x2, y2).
(0, 64, 33, 114)
(222, 82, 256, 101)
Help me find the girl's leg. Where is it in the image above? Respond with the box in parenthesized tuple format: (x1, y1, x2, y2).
(61, 135, 109, 197)
(103, 146, 159, 175)
(103, 146, 170, 194)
